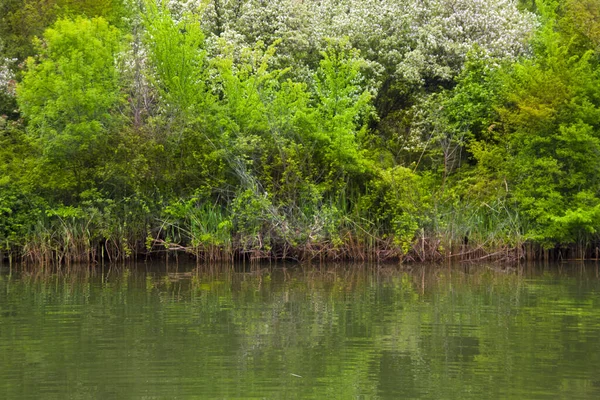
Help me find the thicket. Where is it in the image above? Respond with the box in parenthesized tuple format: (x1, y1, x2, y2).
(0, 0, 599, 264)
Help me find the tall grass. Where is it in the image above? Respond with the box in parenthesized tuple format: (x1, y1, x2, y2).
(420, 197, 525, 262)
(5, 190, 598, 266)
(18, 203, 150, 267)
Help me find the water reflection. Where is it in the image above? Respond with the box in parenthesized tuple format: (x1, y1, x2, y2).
(0, 262, 599, 399)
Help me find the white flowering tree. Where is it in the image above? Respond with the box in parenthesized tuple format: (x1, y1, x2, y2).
(191, 0, 538, 169)
(0, 60, 14, 94)
(197, 0, 537, 86)
(0, 39, 17, 117)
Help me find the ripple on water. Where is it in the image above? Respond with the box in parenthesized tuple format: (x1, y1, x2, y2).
(0, 264, 600, 399)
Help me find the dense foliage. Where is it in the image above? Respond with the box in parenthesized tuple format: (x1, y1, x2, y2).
(0, 0, 599, 263)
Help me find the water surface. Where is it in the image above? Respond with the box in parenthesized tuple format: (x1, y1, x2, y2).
(1, 262, 600, 399)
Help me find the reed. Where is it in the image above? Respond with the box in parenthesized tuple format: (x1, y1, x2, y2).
(4, 192, 600, 267)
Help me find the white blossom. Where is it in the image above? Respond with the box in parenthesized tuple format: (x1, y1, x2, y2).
(0, 38, 15, 95)
(196, 0, 538, 89)
(0, 58, 16, 96)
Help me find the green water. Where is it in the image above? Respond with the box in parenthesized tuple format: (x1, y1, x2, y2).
(1, 263, 600, 399)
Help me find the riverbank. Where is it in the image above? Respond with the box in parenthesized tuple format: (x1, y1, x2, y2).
(3, 219, 596, 267)
(2, 1, 600, 268)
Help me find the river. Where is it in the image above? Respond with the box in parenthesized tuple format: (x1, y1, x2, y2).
(1, 262, 599, 399)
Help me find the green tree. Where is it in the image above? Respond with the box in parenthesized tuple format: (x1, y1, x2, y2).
(140, 0, 225, 198)
(16, 17, 126, 199)
(497, 4, 600, 245)
(0, 0, 130, 83)
(313, 41, 372, 180)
